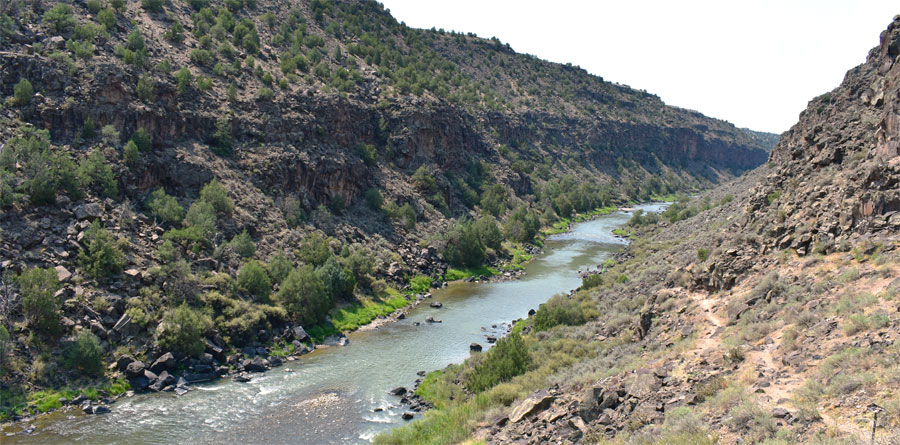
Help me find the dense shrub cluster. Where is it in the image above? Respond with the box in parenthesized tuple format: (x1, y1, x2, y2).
(466, 333, 529, 392)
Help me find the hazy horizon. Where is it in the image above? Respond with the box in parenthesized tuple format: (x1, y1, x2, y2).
(379, 0, 897, 134)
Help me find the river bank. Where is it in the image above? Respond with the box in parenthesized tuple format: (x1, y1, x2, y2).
(2, 203, 665, 443)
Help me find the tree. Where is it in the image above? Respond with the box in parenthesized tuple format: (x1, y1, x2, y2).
(316, 256, 353, 299)
(78, 149, 118, 199)
(444, 218, 486, 268)
(175, 67, 193, 95)
(13, 79, 33, 106)
(141, 0, 165, 12)
(156, 304, 209, 357)
(237, 260, 271, 300)
(229, 230, 255, 258)
(267, 251, 293, 285)
(275, 265, 330, 326)
(43, 3, 76, 34)
(147, 188, 184, 224)
(137, 74, 154, 103)
(111, 0, 125, 11)
(184, 200, 217, 239)
(97, 8, 116, 31)
(132, 127, 152, 152)
(78, 221, 126, 278)
(61, 330, 103, 376)
(474, 215, 503, 250)
(199, 179, 233, 214)
(123, 140, 140, 166)
(298, 231, 332, 267)
(364, 188, 383, 211)
(18, 268, 61, 336)
(210, 118, 233, 156)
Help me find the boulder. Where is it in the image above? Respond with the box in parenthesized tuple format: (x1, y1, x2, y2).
(150, 352, 176, 374)
(55, 266, 72, 283)
(246, 356, 268, 372)
(112, 314, 138, 338)
(75, 203, 103, 221)
(291, 326, 310, 342)
(125, 360, 146, 377)
(116, 355, 135, 372)
(401, 412, 414, 420)
(425, 316, 441, 323)
(470, 343, 483, 352)
(129, 376, 150, 391)
(430, 302, 443, 308)
(390, 387, 407, 396)
(772, 407, 791, 419)
(486, 336, 497, 343)
(157, 370, 175, 386)
(143, 369, 158, 382)
(510, 391, 556, 423)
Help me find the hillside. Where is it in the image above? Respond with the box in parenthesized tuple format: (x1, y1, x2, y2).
(378, 15, 900, 444)
(0, 0, 772, 421)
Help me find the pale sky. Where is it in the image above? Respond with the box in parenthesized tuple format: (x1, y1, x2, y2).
(378, 0, 897, 134)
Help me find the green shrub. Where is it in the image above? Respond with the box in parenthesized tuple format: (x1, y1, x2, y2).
(581, 274, 603, 290)
(101, 125, 120, 146)
(199, 179, 233, 213)
(147, 188, 184, 224)
(136, 74, 154, 103)
(532, 294, 585, 331)
(43, 4, 76, 33)
(474, 215, 503, 250)
(697, 248, 710, 262)
(229, 230, 255, 258)
(163, 21, 185, 42)
(466, 333, 529, 392)
(175, 67, 193, 95)
(77, 149, 118, 199)
(411, 165, 437, 194)
(182, 200, 217, 240)
(97, 8, 116, 31)
(504, 206, 540, 243)
(364, 188, 383, 211)
(316, 256, 355, 299)
(132, 128, 152, 152)
(237, 260, 271, 300)
(79, 221, 126, 278)
(357, 143, 377, 166)
(156, 304, 210, 357)
(86, 0, 103, 14)
(189, 48, 214, 66)
(298, 231, 332, 267)
(275, 265, 330, 326)
(13, 79, 33, 106)
(444, 218, 485, 268)
(123, 140, 140, 166)
(210, 118, 233, 156)
(17, 268, 61, 336)
(81, 117, 97, 139)
(141, 0, 165, 12)
(60, 330, 103, 376)
(267, 251, 293, 284)
(256, 87, 274, 100)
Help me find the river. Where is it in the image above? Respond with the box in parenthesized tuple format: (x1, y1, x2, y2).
(4, 203, 666, 444)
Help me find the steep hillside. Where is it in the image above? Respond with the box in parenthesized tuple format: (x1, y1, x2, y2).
(379, 15, 900, 445)
(0, 0, 771, 421)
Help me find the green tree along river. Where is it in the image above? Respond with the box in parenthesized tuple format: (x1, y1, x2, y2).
(4, 203, 666, 444)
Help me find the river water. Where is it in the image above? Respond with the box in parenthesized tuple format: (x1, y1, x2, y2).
(4, 203, 665, 444)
